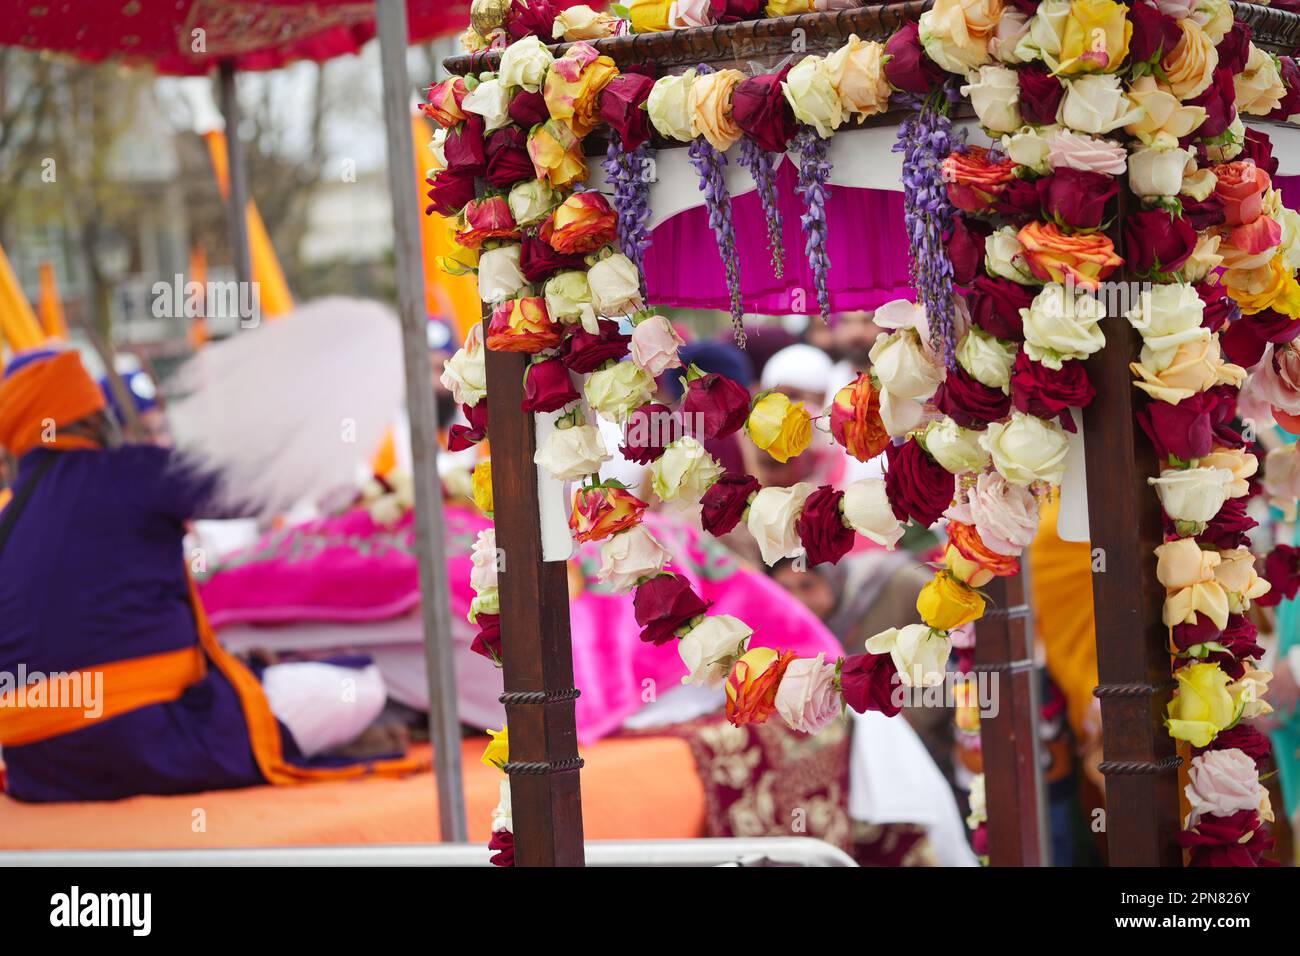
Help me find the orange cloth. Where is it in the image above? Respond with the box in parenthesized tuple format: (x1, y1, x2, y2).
(36, 263, 68, 341)
(0, 243, 45, 356)
(0, 351, 105, 458)
(1027, 495, 1099, 741)
(413, 113, 481, 338)
(0, 737, 705, 848)
(0, 647, 205, 747)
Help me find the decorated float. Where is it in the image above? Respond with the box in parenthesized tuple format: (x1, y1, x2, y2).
(430, 0, 1300, 866)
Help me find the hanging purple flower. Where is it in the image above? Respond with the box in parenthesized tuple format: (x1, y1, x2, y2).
(687, 64, 744, 345)
(602, 131, 655, 299)
(793, 124, 831, 325)
(893, 87, 966, 369)
(737, 135, 785, 279)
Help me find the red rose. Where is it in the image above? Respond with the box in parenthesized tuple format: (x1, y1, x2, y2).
(934, 364, 1012, 429)
(1171, 612, 1221, 653)
(992, 177, 1042, 221)
(508, 88, 549, 128)
(521, 357, 580, 413)
(520, 231, 587, 284)
(1215, 20, 1252, 74)
(621, 402, 674, 464)
(1257, 543, 1300, 607)
(505, 0, 556, 40)
(731, 65, 797, 153)
(1241, 127, 1279, 177)
(1128, 1, 1181, 64)
(634, 572, 712, 645)
(448, 401, 489, 451)
(485, 126, 534, 188)
(470, 613, 503, 665)
(600, 72, 655, 151)
(720, 0, 761, 19)
(884, 21, 946, 95)
(1196, 282, 1236, 332)
(1195, 496, 1258, 550)
(1122, 208, 1197, 276)
(840, 651, 901, 717)
(444, 113, 487, 174)
(1036, 168, 1118, 231)
(795, 485, 855, 566)
(700, 472, 759, 536)
(1181, 193, 1227, 232)
(561, 319, 631, 372)
(968, 275, 1031, 341)
(1136, 389, 1220, 460)
(1010, 351, 1095, 432)
(425, 168, 477, 216)
(681, 371, 751, 441)
(1269, 56, 1300, 123)
(488, 827, 516, 867)
(945, 216, 990, 286)
(1017, 64, 1063, 126)
(1221, 309, 1300, 367)
(1196, 722, 1273, 771)
(884, 438, 955, 528)
(1187, 69, 1236, 140)
(1180, 810, 1272, 867)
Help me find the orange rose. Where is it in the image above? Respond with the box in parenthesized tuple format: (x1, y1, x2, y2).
(1161, 18, 1219, 101)
(947, 521, 1020, 583)
(455, 196, 517, 249)
(486, 297, 562, 353)
(543, 42, 618, 137)
(1017, 221, 1123, 290)
(725, 646, 797, 728)
(424, 77, 468, 128)
(527, 119, 589, 190)
(569, 484, 649, 542)
(547, 191, 619, 255)
(829, 373, 890, 462)
(941, 146, 1017, 213)
(1213, 160, 1272, 227)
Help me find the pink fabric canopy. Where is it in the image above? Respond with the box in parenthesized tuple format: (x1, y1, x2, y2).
(644, 157, 915, 316)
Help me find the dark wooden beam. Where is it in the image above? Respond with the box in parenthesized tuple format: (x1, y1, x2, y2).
(483, 331, 586, 867)
(974, 569, 1047, 866)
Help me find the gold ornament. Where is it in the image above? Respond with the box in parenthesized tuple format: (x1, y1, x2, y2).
(470, 0, 512, 36)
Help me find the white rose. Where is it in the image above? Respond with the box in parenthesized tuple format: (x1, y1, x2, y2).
(1182, 233, 1223, 283)
(962, 65, 1023, 134)
(477, 243, 526, 304)
(984, 225, 1036, 284)
(869, 329, 943, 400)
(647, 70, 696, 141)
(1128, 145, 1193, 201)
(534, 422, 611, 480)
(746, 482, 815, 566)
(597, 524, 670, 593)
(1022, 0, 1070, 62)
(1059, 74, 1142, 135)
(1020, 283, 1106, 369)
(957, 327, 1017, 391)
(497, 35, 553, 93)
(1148, 467, 1234, 524)
(543, 270, 597, 331)
(678, 614, 752, 686)
(1278, 207, 1300, 273)
(1124, 282, 1206, 353)
(1002, 126, 1055, 175)
(508, 179, 558, 227)
(584, 360, 656, 421)
(924, 417, 992, 474)
(842, 478, 904, 549)
(588, 253, 645, 317)
(864, 623, 951, 687)
(441, 324, 488, 407)
(470, 528, 499, 593)
(981, 411, 1071, 485)
(650, 435, 724, 502)
(461, 76, 511, 132)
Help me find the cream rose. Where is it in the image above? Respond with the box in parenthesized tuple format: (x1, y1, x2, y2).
(588, 253, 645, 317)
(747, 482, 816, 565)
(782, 55, 844, 139)
(544, 270, 597, 331)
(533, 422, 611, 480)
(1125, 75, 1208, 148)
(598, 524, 671, 593)
(650, 435, 724, 502)
(984, 225, 1037, 284)
(869, 329, 944, 400)
(1128, 145, 1193, 200)
(1125, 282, 1206, 352)
(1059, 74, 1142, 135)
(477, 243, 526, 304)
(962, 65, 1023, 133)
(919, 0, 999, 75)
(1020, 283, 1107, 368)
(825, 35, 892, 120)
(1002, 126, 1055, 174)
(461, 76, 511, 132)
(842, 478, 904, 549)
(925, 417, 993, 474)
(980, 411, 1071, 485)
(647, 69, 696, 142)
(498, 35, 554, 93)
(864, 623, 952, 688)
(1148, 466, 1234, 524)
(678, 614, 752, 686)
(585, 360, 656, 421)
(508, 179, 559, 227)
(441, 324, 488, 407)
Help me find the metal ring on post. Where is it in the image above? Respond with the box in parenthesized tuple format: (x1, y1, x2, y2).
(1093, 681, 1177, 699)
(1097, 755, 1183, 776)
(498, 687, 582, 706)
(504, 757, 586, 776)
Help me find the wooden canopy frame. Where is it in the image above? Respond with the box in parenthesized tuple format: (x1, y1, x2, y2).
(444, 1, 1300, 867)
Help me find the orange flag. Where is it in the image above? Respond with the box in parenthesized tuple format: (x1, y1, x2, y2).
(0, 242, 45, 361)
(188, 247, 210, 350)
(412, 113, 480, 340)
(36, 262, 69, 341)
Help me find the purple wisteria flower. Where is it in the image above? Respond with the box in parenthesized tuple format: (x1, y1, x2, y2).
(793, 125, 832, 325)
(737, 135, 785, 279)
(603, 131, 655, 299)
(893, 86, 966, 368)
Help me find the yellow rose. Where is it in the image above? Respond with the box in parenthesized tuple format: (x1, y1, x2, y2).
(647, 69, 696, 142)
(543, 49, 618, 137)
(1056, 0, 1132, 75)
(689, 68, 744, 152)
(916, 570, 987, 630)
(527, 118, 588, 189)
(1224, 255, 1300, 316)
(1124, 75, 1207, 147)
(1236, 43, 1286, 116)
(628, 0, 672, 32)
(1130, 334, 1245, 403)
(472, 459, 494, 515)
(765, 0, 814, 14)
(481, 725, 509, 770)
(825, 35, 892, 120)
(943, 543, 995, 588)
(919, 0, 1003, 75)
(746, 392, 813, 463)
(1166, 663, 1236, 748)
(1161, 18, 1219, 100)
(782, 55, 844, 139)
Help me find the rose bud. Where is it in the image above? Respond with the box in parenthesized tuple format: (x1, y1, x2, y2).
(634, 572, 712, 645)
(560, 318, 632, 372)
(945, 216, 992, 286)
(700, 472, 760, 536)
(569, 483, 649, 544)
(1128, 1, 1181, 65)
(829, 373, 890, 462)
(546, 191, 619, 254)
(992, 177, 1042, 221)
(731, 64, 797, 153)
(521, 358, 580, 413)
(470, 613, 503, 665)
(508, 88, 549, 127)
(456, 196, 518, 249)
(1010, 351, 1095, 432)
(1195, 496, 1258, 550)
(1186, 69, 1236, 140)
(486, 297, 562, 353)
(425, 168, 477, 216)
(1121, 208, 1197, 276)
(1256, 543, 1300, 607)
(681, 368, 752, 441)
(725, 646, 796, 728)
(520, 232, 587, 284)
(424, 77, 469, 128)
(448, 401, 489, 451)
(600, 72, 655, 151)
(968, 275, 1032, 341)
(444, 113, 487, 175)
(485, 126, 534, 188)
(1036, 168, 1118, 231)
(934, 364, 1012, 429)
(884, 438, 956, 528)
(622, 402, 674, 464)
(795, 485, 855, 566)
(1017, 64, 1063, 126)
(883, 21, 946, 95)
(840, 650, 902, 717)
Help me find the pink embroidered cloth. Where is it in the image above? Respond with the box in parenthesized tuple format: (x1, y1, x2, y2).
(199, 503, 843, 742)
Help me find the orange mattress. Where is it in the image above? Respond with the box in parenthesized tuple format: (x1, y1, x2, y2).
(0, 735, 705, 850)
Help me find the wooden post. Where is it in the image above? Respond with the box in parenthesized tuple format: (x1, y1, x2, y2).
(1082, 196, 1183, 865)
(216, 61, 252, 296)
(482, 336, 586, 867)
(974, 567, 1048, 866)
(374, 0, 468, 843)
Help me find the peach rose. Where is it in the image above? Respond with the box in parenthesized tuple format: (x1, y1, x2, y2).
(689, 68, 745, 152)
(1161, 18, 1219, 100)
(486, 297, 562, 353)
(1131, 334, 1245, 403)
(1213, 160, 1272, 227)
(1017, 221, 1123, 290)
(825, 35, 892, 120)
(547, 191, 619, 254)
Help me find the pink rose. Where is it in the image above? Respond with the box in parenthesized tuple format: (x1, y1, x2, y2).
(945, 472, 1040, 557)
(1047, 130, 1128, 177)
(1184, 749, 1264, 824)
(1154, 0, 1197, 17)
(668, 0, 720, 28)
(774, 653, 842, 734)
(1242, 343, 1300, 416)
(597, 525, 671, 593)
(630, 315, 685, 377)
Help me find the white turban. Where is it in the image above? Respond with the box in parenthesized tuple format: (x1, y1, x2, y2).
(759, 343, 835, 394)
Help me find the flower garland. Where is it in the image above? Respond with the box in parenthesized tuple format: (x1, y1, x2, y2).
(432, 3, 1300, 866)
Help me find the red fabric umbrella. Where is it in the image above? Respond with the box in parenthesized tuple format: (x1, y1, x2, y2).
(2, 0, 476, 75)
